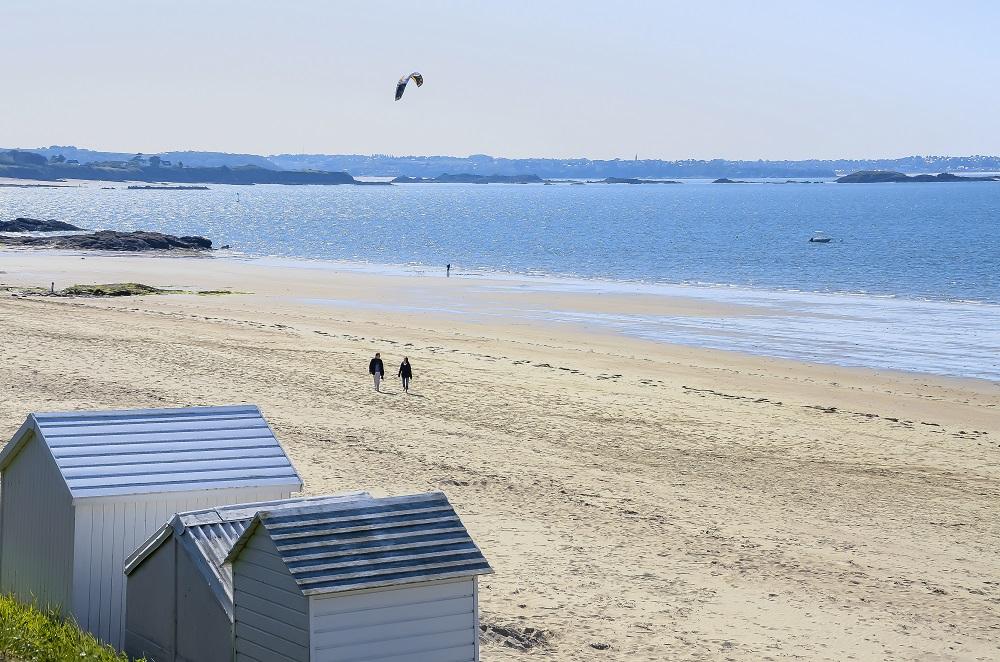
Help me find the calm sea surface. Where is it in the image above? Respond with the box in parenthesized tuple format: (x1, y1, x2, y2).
(3, 180, 999, 379)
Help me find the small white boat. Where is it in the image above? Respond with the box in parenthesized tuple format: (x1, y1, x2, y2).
(809, 231, 832, 243)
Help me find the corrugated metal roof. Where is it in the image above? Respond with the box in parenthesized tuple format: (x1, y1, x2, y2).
(226, 492, 493, 596)
(0, 405, 302, 500)
(125, 493, 371, 618)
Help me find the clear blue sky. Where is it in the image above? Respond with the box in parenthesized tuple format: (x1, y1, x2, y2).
(2, 0, 998, 160)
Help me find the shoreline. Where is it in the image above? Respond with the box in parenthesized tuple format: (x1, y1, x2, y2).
(4, 241, 998, 306)
(1, 250, 998, 661)
(2, 250, 998, 382)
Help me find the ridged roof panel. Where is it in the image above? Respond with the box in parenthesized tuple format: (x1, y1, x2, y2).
(229, 492, 493, 596)
(125, 493, 371, 617)
(13, 405, 301, 499)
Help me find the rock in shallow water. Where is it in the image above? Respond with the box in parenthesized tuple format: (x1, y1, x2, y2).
(0, 217, 85, 232)
(0, 230, 213, 251)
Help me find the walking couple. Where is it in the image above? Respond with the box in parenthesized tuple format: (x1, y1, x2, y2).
(368, 353, 413, 393)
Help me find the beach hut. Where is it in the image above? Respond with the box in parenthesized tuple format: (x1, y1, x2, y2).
(224, 491, 493, 662)
(123, 492, 371, 662)
(0, 404, 303, 648)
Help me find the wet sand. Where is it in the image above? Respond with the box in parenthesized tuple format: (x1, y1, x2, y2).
(1, 252, 998, 661)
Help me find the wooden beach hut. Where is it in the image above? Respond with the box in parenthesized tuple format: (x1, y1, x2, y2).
(223, 491, 494, 662)
(123, 492, 370, 662)
(0, 405, 303, 648)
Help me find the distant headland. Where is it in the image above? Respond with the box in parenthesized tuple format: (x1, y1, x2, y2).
(836, 170, 1000, 183)
(0, 150, 362, 186)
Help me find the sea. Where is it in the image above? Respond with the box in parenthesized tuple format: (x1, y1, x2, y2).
(2, 179, 999, 381)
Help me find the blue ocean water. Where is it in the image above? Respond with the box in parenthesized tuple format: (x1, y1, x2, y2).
(2, 180, 997, 303)
(3, 180, 999, 379)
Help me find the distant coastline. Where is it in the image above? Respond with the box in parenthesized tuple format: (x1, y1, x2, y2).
(127, 184, 210, 191)
(391, 173, 544, 184)
(8, 145, 1000, 180)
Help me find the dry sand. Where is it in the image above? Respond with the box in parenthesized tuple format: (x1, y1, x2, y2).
(1, 253, 998, 661)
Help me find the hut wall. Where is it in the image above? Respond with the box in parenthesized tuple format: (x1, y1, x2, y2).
(0, 433, 75, 612)
(233, 531, 309, 662)
(307, 578, 480, 662)
(73, 485, 292, 649)
(175, 541, 234, 662)
(123, 535, 176, 661)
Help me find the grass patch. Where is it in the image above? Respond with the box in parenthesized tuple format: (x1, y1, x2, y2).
(0, 594, 139, 661)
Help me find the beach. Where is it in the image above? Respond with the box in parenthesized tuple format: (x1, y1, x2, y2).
(1, 252, 998, 661)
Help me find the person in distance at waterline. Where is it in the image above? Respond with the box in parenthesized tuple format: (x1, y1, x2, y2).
(369, 352, 385, 392)
(398, 357, 413, 393)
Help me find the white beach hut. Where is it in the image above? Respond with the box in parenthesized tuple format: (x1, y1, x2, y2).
(122, 492, 371, 662)
(223, 491, 494, 662)
(0, 404, 303, 648)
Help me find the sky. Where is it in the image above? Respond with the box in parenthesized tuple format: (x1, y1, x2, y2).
(2, 0, 999, 160)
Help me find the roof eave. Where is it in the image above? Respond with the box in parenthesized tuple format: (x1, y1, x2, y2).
(0, 415, 38, 472)
(69, 476, 304, 505)
(124, 520, 176, 576)
(256, 408, 305, 491)
(222, 512, 267, 565)
(299, 566, 496, 597)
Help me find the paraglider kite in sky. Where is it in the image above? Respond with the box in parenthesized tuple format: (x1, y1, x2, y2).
(395, 72, 423, 101)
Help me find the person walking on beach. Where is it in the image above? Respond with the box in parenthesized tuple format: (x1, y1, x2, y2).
(369, 352, 385, 392)
(446, 263, 451, 277)
(398, 357, 413, 393)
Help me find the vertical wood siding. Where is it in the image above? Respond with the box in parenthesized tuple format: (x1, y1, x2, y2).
(233, 532, 309, 662)
(309, 579, 478, 662)
(73, 486, 291, 649)
(0, 434, 75, 612)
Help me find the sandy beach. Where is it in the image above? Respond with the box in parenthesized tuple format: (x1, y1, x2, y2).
(1, 252, 998, 661)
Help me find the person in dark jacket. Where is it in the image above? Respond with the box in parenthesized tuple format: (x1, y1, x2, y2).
(369, 352, 385, 392)
(398, 357, 413, 393)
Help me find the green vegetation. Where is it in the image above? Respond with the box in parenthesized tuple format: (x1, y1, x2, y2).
(0, 594, 139, 661)
(0, 149, 359, 186)
(58, 283, 166, 297)
(2, 283, 241, 298)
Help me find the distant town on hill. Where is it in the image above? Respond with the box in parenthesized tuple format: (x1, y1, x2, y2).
(3, 145, 1000, 182)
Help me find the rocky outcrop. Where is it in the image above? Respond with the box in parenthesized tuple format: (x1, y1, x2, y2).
(836, 170, 1000, 183)
(0, 230, 213, 251)
(0, 217, 85, 232)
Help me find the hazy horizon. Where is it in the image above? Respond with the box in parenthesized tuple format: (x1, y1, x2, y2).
(3, 0, 999, 160)
(8, 143, 1000, 163)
